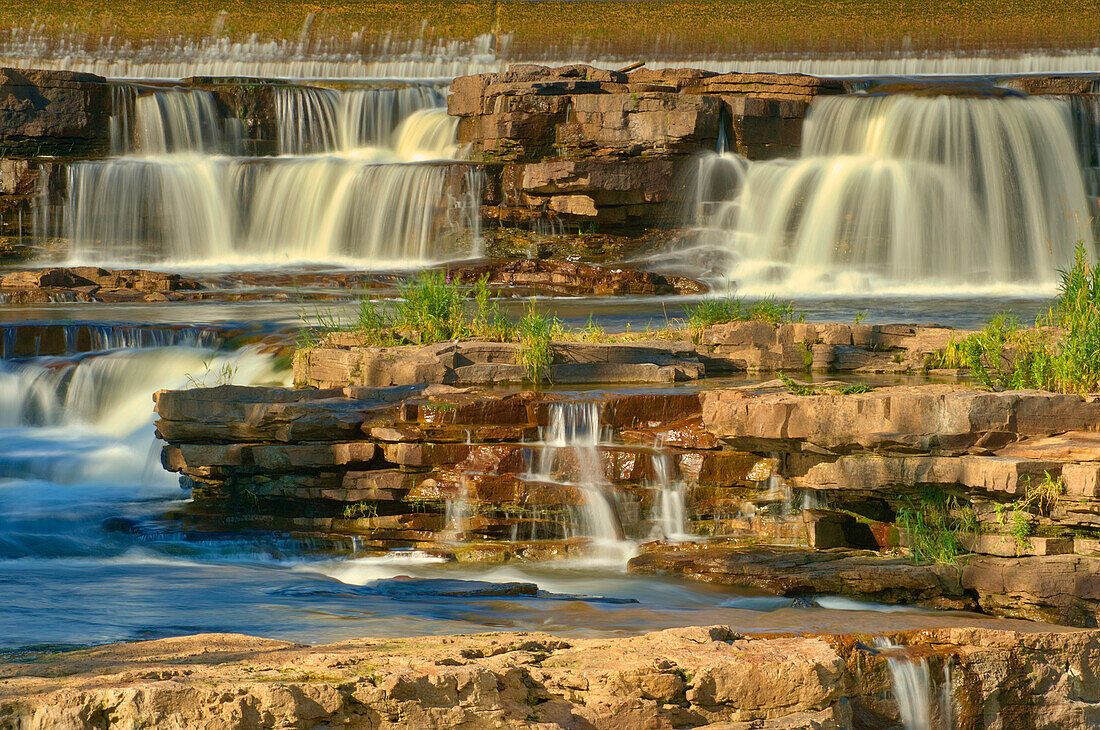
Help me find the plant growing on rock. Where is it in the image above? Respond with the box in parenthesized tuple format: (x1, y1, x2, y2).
(894, 488, 977, 566)
(685, 294, 800, 342)
(936, 243, 1100, 395)
(515, 301, 557, 385)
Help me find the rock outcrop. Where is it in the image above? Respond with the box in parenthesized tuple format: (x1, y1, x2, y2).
(1, 625, 1097, 729)
(0, 67, 111, 156)
(155, 379, 1100, 625)
(451, 64, 844, 228)
(0, 266, 203, 303)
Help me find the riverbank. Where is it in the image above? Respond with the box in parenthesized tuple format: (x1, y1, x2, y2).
(2, 623, 1097, 729)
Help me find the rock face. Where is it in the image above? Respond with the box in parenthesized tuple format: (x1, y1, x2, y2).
(294, 337, 706, 389)
(156, 379, 1100, 625)
(449, 257, 703, 295)
(0, 266, 203, 303)
(1, 625, 1097, 729)
(451, 64, 844, 228)
(0, 68, 111, 156)
(293, 321, 985, 391)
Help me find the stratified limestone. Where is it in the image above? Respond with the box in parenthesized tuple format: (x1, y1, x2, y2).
(451, 64, 845, 227)
(629, 542, 1100, 625)
(294, 338, 706, 389)
(155, 380, 1100, 625)
(0, 67, 111, 156)
(1, 625, 1097, 729)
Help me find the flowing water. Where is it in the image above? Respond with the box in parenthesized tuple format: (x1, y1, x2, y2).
(693, 93, 1097, 295)
(54, 82, 480, 268)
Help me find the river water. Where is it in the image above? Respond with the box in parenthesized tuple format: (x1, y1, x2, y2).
(1, 49, 1097, 655)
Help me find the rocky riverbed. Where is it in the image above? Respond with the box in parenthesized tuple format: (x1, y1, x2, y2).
(3, 624, 1098, 729)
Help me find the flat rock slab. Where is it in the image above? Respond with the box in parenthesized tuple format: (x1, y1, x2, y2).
(1, 624, 1096, 729)
(628, 544, 970, 609)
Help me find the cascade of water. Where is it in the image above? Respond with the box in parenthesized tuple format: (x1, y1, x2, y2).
(64, 155, 478, 265)
(393, 108, 460, 160)
(527, 402, 630, 560)
(705, 94, 1095, 294)
(444, 475, 472, 535)
(3, 25, 1100, 80)
(276, 85, 445, 154)
(59, 81, 474, 266)
(133, 89, 240, 154)
(651, 450, 690, 541)
(1063, 94, 1100, 196)
(0, 323, 220, 359)
(874, 638, 954, 730)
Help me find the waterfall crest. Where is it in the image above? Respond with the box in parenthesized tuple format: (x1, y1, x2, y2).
(700, 94, 1096, 294)
(58, 83, 478, 267)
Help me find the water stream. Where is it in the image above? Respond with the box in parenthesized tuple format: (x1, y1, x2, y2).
(56, 83, 480, 268)
(693, 93, 1097, 295)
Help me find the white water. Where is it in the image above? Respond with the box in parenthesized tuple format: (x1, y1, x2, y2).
(525, 402, 634, 564)
(0, 346, 286, 485)
(874, 638, 956, 730)
(2, 26, 1099, 79)
(56, 84, 480, 267)
(276, 85, 445, 154)
(697, 94, 1096, 295)
(652, 450, 691, 541)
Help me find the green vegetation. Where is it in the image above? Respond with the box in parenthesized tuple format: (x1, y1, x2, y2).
(894, 488, 978, 566)
(301, 272, 801, 384)
(6, 1, 1094, 59)
(342, 501, 379, 519)
(685, 294, 800, 342)
(935, 244, 1100, 395)
(994, 472, 1065, 555)
(776, 372, 873, 396)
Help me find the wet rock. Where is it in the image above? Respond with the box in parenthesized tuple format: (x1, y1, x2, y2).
(628, 543, 972, 609)
(450, 258, 702, 296)
(0, 67, 111, 156)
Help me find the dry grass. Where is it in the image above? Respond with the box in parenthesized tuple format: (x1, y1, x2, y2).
(3, 1, 1097, 57)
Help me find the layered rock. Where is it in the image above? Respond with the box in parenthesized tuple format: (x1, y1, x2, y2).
(156, 378, 1100, 625)
(0, 266, 203, 303)
(452, 64, 844, 227)
(1, 625, 1097, 729)
(294, 320, 976, 390)
(0, 67, 111, 156)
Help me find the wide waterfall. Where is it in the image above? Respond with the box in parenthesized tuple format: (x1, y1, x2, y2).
(699, 93, 1096, 294)
(276, 85, 445, 154)
(58, 83, 480, 267)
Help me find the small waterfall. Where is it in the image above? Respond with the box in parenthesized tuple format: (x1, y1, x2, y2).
(276, 85, 446, 154)
(1063, 94, 1100, 196)
(443, 475, 472, 537)
(652, 451, 690, 541)
(527, 402, 631, 561)
(706, 94, 1096, 293)
(0, 323, 220, 359)
(393, 108, 460, 160)
(58, 82, 474, 267)
(874, 638, 955, 730)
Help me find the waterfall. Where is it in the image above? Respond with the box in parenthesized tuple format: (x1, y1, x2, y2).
(526, 402, 632, 561)
(393, 109, 460, 160)
(706, 94, 1096, 294)
(276, 85, 446, 154)
(0, 323, 220, 359)
(59, 84, 478, 267)
(444, 475, 472, 535)
(874, 638, 955, 730)
(652, 451, 690, 541)
(1063, 94, 1100, 196)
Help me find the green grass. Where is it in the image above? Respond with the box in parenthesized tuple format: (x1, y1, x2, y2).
(935, 243, 1100, 395)
(895, 488, 977, 566)
(5, 1, 1096, 58)
(685, 294, 800, 342)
